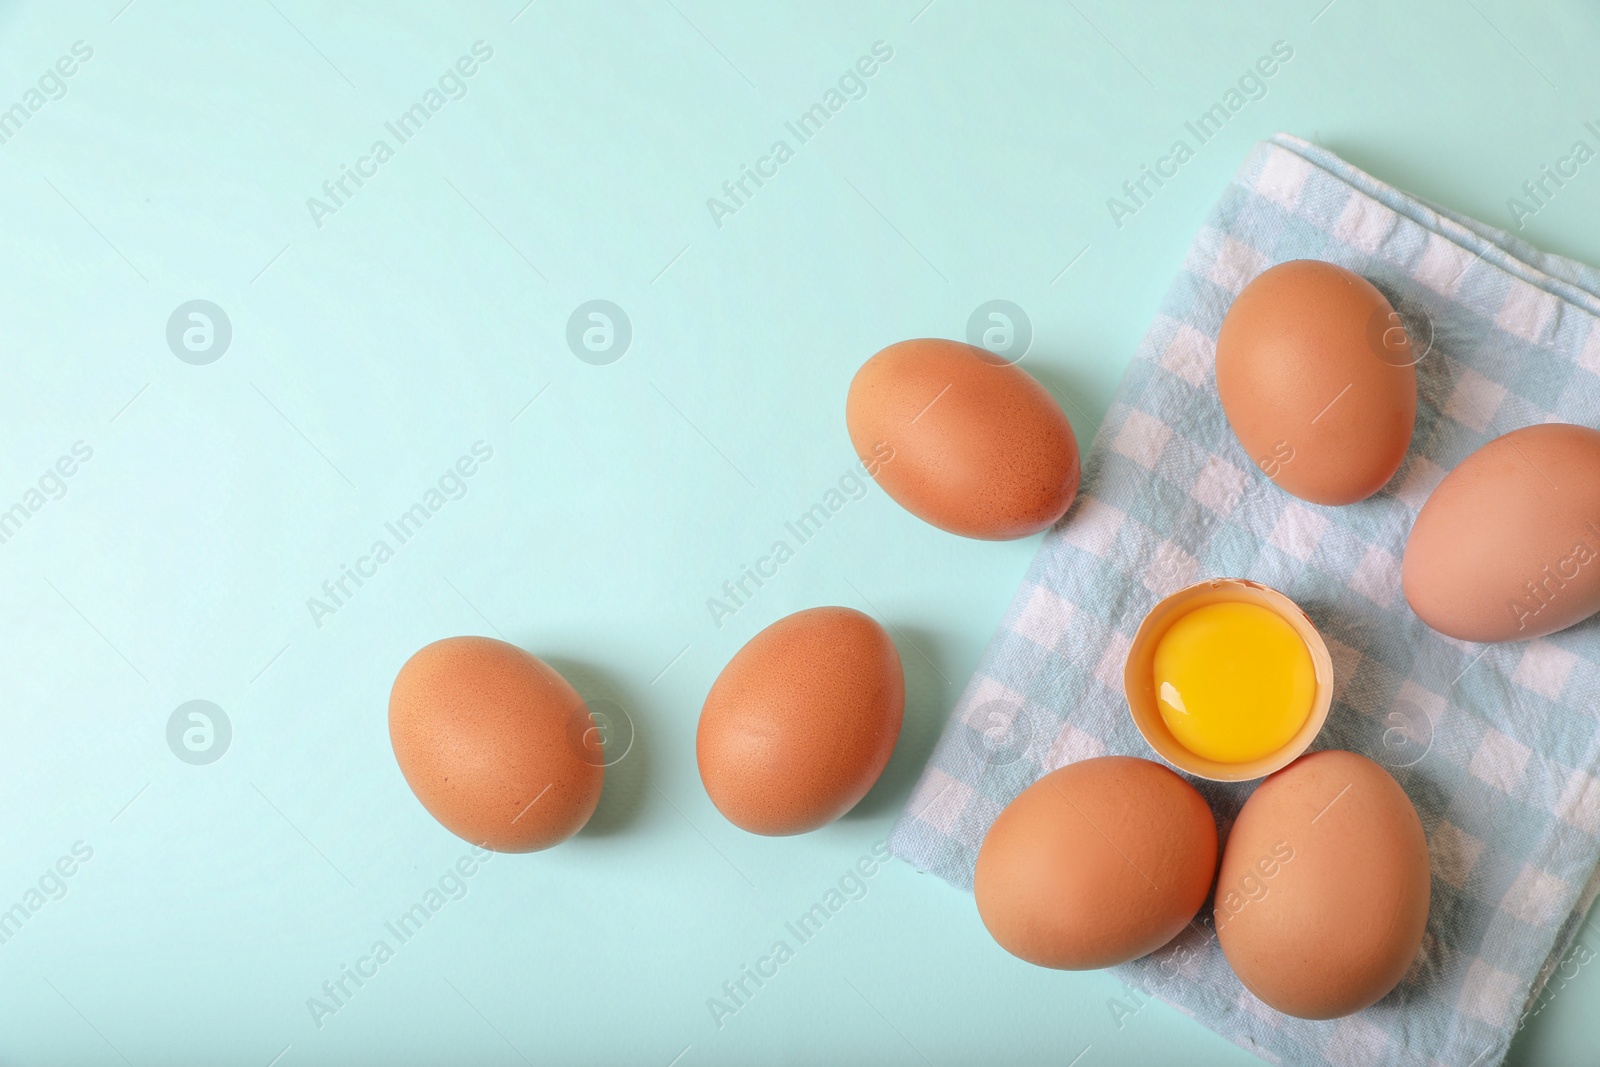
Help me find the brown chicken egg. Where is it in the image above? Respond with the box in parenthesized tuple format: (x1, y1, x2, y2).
(1217, 750, 1430, 1019)
(389, 636, 603, 852)
(1216, 260, 1417, 506)
(846, 338, 1080, 540)
(697, 606, 904, 835)
(974, 756, 1218, 969)
(1403, 422, 1600, 642)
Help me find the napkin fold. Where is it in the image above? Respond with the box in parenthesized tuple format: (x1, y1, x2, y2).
(890, 133, 1600, 1067)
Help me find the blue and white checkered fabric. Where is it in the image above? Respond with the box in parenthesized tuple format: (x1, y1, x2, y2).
(889, 133, 1600, 1067)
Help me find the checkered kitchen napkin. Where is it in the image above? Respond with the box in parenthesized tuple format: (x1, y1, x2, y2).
(890, 132, 1600, 1067)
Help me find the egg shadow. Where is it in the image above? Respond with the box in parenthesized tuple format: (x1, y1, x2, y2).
(845, 623, 954, 823)
(542, 656, 652, 838)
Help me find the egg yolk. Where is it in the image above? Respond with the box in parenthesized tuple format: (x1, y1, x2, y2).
(1152, 601, 1315, 764)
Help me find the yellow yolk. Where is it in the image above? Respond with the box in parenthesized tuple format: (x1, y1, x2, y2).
(1152, 601, 1316, 764)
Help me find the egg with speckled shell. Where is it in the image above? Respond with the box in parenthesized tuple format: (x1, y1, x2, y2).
(1217, 749, 1430, 1019)
(1217, 260, 1417, 506)
(697, 607, 904, 835)
(846, 338, 1080, 540)
(1403, 422, 1600, 642)
(975, 756, 1219, 969)
(389, 636, 604, 852)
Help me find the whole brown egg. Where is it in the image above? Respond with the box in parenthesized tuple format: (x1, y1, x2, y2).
(1403, 422, 1600, 642)
(846, 338, 1080, 540)
(389, 636, 604, 852)
(974, 756, 1218, 969)
(1216, 260, 1417, 506)
(1216, 749, 1430, 1019)
(697, 607, 904, 835)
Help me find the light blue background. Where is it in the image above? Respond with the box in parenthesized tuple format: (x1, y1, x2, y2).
(2, 1, 1597, 1064)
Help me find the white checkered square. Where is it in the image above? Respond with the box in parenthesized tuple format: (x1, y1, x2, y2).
(1044, 722, 1107, 771)
(1414, 232, 1477, 297)
(1143, 541, 1199, 596)
(1559, 770, 1600, 836)
(1385, 682, 1443, 760)
(1324, 636, 1362, 703)
(1095, 632, 1133, 692)
(1470, 728, 1532, 793)
(1267, 504, 1330, 562)
(1192, 455, 1249, 516)
(1323, 1015, 1392, 1067)
(1513, 641, 1579, 701)
(1012, 585, 1073, 651)
(1333, 193, 1396, 255)
(1112, 409, 1173, 469)
(1431, 820, 1484, 888)
(1209, 236, 1268, 295)
(1505, 863, 1570, 927)
(1580, 322, 1600, 377)
(907, 767, 971, 834)
(1161, 323, 1214, 387)
(1060, 497, 1126, 558)
(1255, 148, 1313, 210)
(1396, 679, 1447, 723)
(1394, 456, 1447, 511)
(1459, 959, 1522, 1027)
(1496, 284, 1561, 344)
(1444, 367, 1507, 431)
(1350, 545, 1402, 607)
